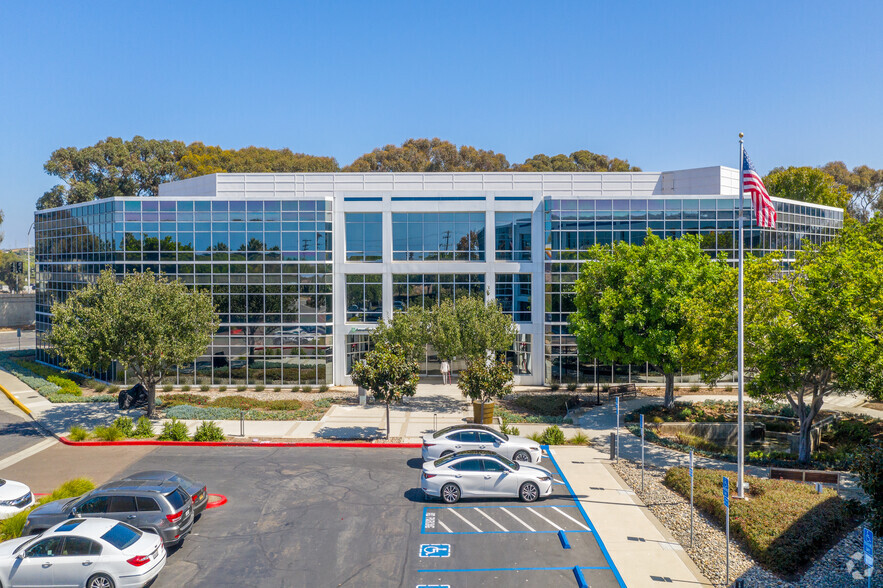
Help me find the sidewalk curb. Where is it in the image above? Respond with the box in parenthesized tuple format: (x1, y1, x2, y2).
(0, 382, 31, 415)
(57, 436, 422, 448)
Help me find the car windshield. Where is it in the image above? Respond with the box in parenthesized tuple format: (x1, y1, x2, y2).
(13, 535, 42, 554)
(101, 523, 142, 550)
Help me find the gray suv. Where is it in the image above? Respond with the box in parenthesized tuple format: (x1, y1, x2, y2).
(22, 480, 193, 546)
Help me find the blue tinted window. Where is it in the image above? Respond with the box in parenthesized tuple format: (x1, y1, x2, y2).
(392, 213, 485, 261)
(495, 212, 532, 261)
(496, 274, 531, 322)
(345, 213, 382, 262)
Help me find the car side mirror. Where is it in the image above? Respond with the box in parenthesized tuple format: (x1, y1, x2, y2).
(70, 507, 79, 517)
(17, 551, 26, 560)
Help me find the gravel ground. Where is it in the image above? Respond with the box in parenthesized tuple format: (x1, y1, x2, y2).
(611, 460, 883, 587)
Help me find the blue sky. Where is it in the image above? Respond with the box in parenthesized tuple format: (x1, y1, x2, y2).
(1, 0, 881, 247)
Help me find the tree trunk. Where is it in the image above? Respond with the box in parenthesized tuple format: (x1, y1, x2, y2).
(146, 380, 156, 418)
(797, 413, 814, 463)
(664, 373, 675, 409)
(386, 402, 391, 440)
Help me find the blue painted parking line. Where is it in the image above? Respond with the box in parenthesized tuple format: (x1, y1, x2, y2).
(544, 446, 627, 588)
(417, 565, 611, 573)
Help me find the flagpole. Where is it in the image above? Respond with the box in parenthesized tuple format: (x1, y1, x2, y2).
(737, 133, 746, 499)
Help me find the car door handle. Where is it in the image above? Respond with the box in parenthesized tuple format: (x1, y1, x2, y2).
(42, 562, 52, 568)
(83, 560, 93, 565)
(484, 475, 492, 479)
(127, 515, 137, 519)
(454, 474, 462, 478)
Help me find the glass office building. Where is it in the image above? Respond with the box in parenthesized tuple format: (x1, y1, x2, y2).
(35, 167, 843, 386)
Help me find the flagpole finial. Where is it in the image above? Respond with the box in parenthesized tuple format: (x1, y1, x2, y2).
(739, 132, 744, 139)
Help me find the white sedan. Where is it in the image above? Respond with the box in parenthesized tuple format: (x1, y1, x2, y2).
(0, 479, 34, 520)
(421, 424, 543, 464)
(0, 517, 165, 588)
(421, 450, 555, 504)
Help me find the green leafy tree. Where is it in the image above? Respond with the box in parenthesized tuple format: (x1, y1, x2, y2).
(685, 222, 883, 462)
(426, 299, 462, 363)
(454, 296, 517, 361)
(763, 166, 850, 209)
(344, 138, 509, 172)
(458, 353, 514, 423)
(370, 307, 428, 363)
(820, 161, 883, 223)
(177, 143, 339, 178)
(571, 233, 728, 409)
(350, 342, 419, 439)
(47, 269, 219, 417)
(513, 149, 641, 172)
(39, 136, 187, 208)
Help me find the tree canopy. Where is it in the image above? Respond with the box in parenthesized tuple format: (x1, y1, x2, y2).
(763, 166, 850, 209)
(47, 269, 219, 416)
(513, 150, 640, 172)
(37, 136, 642, 208)
(819, 161, 883, 222)
(684, 220, 883, 462)
(344, 138, 510, 172)
(177, 143, 339, 178)
(570, 232, 728, 408)
(350, 341, 419, 439)
(38, 136, 187, 209)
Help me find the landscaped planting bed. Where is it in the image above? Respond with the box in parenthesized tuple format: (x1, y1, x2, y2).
(0, 351, 116, 403)
(159, 393, 340, 421)
(497, 393, 580, 424)
(664, 467, 861, 577)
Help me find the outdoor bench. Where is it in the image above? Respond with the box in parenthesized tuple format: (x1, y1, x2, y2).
(769, 467, 840, 486)
(607, 383, 638, 400)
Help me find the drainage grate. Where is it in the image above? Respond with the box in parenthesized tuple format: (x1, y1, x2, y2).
(571, 461, 585, 464)
(589, 486, 605, 490)
(650, 576, 673, 583)
(627, 536, 646, 542)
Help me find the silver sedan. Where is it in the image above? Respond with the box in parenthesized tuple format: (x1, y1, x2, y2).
(421, 450, 555, 504)
(421, 424, 543, 463)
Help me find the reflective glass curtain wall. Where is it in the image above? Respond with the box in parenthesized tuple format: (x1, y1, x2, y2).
(36, 198, 334, 386)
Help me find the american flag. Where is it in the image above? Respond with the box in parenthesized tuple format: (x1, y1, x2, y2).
(742, 149, 776, 228)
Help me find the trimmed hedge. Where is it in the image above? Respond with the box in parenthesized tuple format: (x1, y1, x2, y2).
(0, 352, 113, 403)
(664, 467, 859, 576)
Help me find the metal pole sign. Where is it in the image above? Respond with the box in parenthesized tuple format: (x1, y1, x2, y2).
(689, 450, 694, 548)
(615, 397, 620, 461)
(865, 528, 873, 587)
(640, 413, 645, 493)
(723, 476, 730, 585)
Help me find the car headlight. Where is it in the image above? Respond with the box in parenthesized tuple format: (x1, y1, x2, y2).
(537, 476, 551, 482)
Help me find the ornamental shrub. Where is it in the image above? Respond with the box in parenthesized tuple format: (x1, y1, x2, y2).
(158, 418, 190, 441)
(193, 420, 227, 442)
(92, 425, 123, 442)
(855, 444, 883, 534)
(113, 416, 135, 437)
(68, 426, 89, 441)
(539, 425, 566, 445)
(133, 416, 155, 438)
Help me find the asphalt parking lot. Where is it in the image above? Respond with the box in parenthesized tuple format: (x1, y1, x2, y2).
(0, 444, 622, 587)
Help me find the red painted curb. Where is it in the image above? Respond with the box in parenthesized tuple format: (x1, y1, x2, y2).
(205, 494, 227, 509)
(58, 436, 421, 449)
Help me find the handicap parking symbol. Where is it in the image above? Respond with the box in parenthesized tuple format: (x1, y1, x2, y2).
(419, 544, 451, 558)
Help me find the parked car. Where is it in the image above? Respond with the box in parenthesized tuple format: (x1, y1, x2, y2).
(421, 424, 543, 464)
(22, 481, 193, 546)
(421, 450, 555, 504)
(0, 479, 34, 520)
(0, 517, 165, 588)
(120, 471, 208, 516)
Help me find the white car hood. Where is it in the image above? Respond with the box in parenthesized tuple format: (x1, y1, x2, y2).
(0, 480, 31, 501)
(0, 536, 33, 558)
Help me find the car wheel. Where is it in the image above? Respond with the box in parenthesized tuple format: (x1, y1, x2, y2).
(520, 482, 540, 503)
(441, 483, 461, 504)
(87, 573, 116, 588)
(513, 450, 531, 462)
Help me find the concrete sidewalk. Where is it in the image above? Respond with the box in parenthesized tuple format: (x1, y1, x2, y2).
(552, 445, 712, 587)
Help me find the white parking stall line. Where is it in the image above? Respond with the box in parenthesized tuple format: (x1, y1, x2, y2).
(551, 506, 591, 531)
(448, 508, 483, 532)
(474, 508, 508, 532)
(500, 507, 536, 532)
(527, 507, 563, 531)
(438, 520, 452, 533)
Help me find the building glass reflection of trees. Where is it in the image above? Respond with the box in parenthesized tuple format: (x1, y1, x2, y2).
(35, 199, 334, 386)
